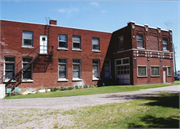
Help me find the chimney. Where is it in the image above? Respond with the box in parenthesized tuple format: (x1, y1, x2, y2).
(49, 19, 57, 25)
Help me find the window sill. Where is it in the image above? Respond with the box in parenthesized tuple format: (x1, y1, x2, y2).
(22, 80, 34, 83)
(72, 48, 82, 52)
(137, 76, 147, 78)
(57, 47, 68, 51)
(163, 50, 169, 52)
(58, 78, 68, 82)
(3, 79, 16, 83)
(72, 78, 82, 81)
(151, 75, 160, 78)
(92, 50, 101, 53)
(21, 46, 34, 49)
(137, 47, 145, 50)
(92, 78, 101, 81)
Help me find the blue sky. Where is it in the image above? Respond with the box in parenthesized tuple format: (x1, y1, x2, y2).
(1, 0, 180, 72)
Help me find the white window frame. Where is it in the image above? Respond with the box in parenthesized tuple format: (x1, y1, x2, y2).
(92, 59, 100, 80)
(136, 34, 144, 49)
(151, 66, 160, 77)
(137, 65, 147, 77)
(22, 57, 33, 82)
(58, 58, 68, 82)
(4, 57, 15, 82)
(92, 37, 101, 52)
(167, 67, 171, 76)
(22, 31, 34, 48)
(72, 35, 81, 51)
(58, 34, 68, 50)
(72, 59, 82, 81)
(104, 59, 111, 78)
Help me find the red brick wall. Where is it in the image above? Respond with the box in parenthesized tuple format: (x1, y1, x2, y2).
(0, 20, 111, 88)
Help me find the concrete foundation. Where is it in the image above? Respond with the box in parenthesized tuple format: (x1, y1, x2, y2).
(0, 84, 5, 99)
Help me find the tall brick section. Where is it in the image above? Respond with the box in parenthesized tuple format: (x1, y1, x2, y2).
(0, 19, 174, 89)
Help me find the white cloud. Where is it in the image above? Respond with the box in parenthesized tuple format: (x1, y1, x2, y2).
(101, 10, 106, 13)
(58, 8, 66, 13)
(90, 2, 99, 7)
(58, 7, 79, 14)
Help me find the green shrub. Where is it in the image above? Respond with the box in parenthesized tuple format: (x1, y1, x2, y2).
(74, 85, 79, 89)
(84, 85, 88, 88)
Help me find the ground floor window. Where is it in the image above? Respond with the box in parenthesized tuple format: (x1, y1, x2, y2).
(167, 67, 171, 76)
(104, 60, 111, 78)
(58, 59, 67, 79)
(73, 59, 81, 79)
(151, 66, 160, 76)
(92, 59, 100, 79)
(5, 57, 15, 80)
(22, 57, 32, 80)
(137, 66, 147, 77)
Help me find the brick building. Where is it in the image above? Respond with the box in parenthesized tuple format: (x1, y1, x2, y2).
(0, 19, 174, 90)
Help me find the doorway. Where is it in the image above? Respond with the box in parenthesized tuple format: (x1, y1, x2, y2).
(163, 68, 167, 83)
(40, 35, 48, 54)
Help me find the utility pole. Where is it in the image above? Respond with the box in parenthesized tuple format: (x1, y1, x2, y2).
(173, 43, 177, 75)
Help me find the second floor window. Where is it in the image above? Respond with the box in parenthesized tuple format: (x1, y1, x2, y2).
(59, 35, 67, 48)
(118, 36, 124, 51)
(23, 31, 33, 47)
(73, 36, 81, 49)
(92, 38, 100, 50)
(136, 34, 144, 48)
(163, 38, 168, 51)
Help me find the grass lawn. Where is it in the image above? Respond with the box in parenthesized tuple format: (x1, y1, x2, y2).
(63, 93, 179, 128)
(5, 82, 180, 99)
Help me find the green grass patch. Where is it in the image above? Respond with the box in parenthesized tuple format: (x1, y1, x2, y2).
(63, 93, 179, 128)
(5, 82, 179, 99)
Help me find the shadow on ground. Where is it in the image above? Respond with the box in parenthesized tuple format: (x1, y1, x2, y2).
(128, 93, 179, 128)
(128, 115, 179, 128)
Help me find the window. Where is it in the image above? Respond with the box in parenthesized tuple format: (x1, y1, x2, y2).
(73, 36, 81, 49)
(92, 59, 100, 79)
(4, 57, 15, 80)
(22, 57, 32, 80)
(92, 38, 100, 50)
(59, 35, 67, 48)
(73, 59, 81, 79)
(123, 59, 129, 64)
(167, 67, 171, 76)
(137, 66, 147, 77)
(118, 36, 124, 51)
(58, 59, 67, 79)
(163, 38, 168, 50)
(151, 66, 160, 76)
(136, 34, 144, 48)
(104, 60, 111, 78)
(116, 60, 121, 65)
(23, 31, 33, 46)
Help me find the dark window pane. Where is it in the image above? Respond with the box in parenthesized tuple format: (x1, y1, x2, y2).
(93, 45, 99, 50)
(23, 71, 31, 79)
(59, 42, 67, 47)
(24, 39, 32, 46)
(123, 59, 129, 64)
(116, 60, 121, 65)
(59, 71, 66, 78)
(5, 71, 14, 79)
(73, 59, 80, 63)
(73, 43, 80, 48)
(73, 65, 80, 71)
(58, 59, 66, 63)
(5, 64, 14, 71)
(93, 60, 99, 64)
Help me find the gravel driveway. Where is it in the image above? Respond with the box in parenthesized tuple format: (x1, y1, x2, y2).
(0, 85, 179, 129)
(1, 85, 179, 110)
